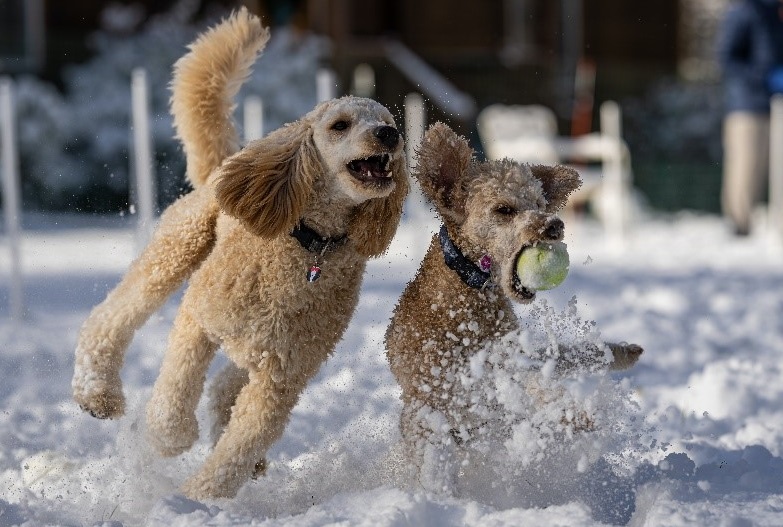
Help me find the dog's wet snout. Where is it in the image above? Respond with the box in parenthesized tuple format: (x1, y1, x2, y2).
(543, 217, 564, 240)
(374, 126, 400, 149)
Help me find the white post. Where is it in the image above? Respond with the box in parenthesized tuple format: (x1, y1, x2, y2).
(316, 68, 337, 103)
(769, 94, 783, 245)
(130, 68, 157, 248)
(404, 92, 426, 170)
(404, 92, 428, 219)
(243, 95, 264, 142)
(351, 63, 375, 98)
(599, 100, 626, 246)
(0, 78, 25, 321)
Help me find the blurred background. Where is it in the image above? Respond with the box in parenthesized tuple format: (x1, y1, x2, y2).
(0, 0, 730, 216)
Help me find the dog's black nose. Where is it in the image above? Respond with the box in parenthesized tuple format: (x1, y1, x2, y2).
(543, 218, 564, 240)
(374, 126, 400, 149)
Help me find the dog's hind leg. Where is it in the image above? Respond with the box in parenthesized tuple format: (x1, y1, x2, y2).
(208, 362, 248, 445)
(181, 354, 311, 499)
(146, 306, 219, 457)
(207, 363, 268, 478)
(73, 187, 218, 419)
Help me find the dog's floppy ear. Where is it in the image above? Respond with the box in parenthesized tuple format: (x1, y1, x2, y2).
(414, 122, 473, 220)
(215, 120, 319, 238)
(529, 164, 581, 213)
(349, 154, 410, 257)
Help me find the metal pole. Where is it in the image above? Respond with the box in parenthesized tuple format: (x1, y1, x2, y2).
(243, 95, 264, 142)
(131, 68, 157, 249)
(0, 78, 25, 321)
(770, 94, 783, 244)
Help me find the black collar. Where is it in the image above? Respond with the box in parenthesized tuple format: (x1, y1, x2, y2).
(290, 222, 348, 254)
(438, 225, 491, 290)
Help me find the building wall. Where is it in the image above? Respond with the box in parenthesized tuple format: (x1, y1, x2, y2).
(7, 0, 726, 123)
(317, 0, 686, 136)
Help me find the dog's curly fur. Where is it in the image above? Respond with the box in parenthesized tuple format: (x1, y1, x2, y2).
(385, 123, 641, 488)
(72, 9, 408, 499)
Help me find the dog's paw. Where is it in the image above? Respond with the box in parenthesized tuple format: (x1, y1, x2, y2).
(608, 342, 644, 371)
(146, 402, 199, 457)
(182, 469, 241, 500)
(73, 381, 126, 420)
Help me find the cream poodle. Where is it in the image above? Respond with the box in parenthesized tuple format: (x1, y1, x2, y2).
(72, 9, 408, 499)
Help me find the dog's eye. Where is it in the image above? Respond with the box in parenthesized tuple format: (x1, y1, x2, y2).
(331, 120, 350, 131)
(494, 205, 517, 216)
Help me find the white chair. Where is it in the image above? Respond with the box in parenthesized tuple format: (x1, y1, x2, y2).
(477, 101, 633, 241)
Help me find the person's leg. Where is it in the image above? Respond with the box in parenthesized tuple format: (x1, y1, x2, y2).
(722, 112, 770, 235)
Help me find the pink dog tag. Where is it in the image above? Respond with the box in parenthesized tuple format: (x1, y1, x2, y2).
(479, 255, 492, 272)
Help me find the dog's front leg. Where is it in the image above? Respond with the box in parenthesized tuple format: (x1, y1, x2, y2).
(606, 342, 643, 370)
(146, 307, 218, 457)
(182, 354, 305, 499)
(73, 188, 218, 419)
(207, 361, 248, 445)
(553, 342, 643, 373)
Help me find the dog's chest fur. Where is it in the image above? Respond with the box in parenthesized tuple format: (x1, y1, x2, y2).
(186, 214, 365, 370)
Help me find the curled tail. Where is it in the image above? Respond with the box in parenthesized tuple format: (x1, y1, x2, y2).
(171, 7, 270, 187)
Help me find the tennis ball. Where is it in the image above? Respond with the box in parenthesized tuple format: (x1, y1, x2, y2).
(515, 242, 569, 291)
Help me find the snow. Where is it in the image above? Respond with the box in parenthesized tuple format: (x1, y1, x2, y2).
(1, 210, 783, 526)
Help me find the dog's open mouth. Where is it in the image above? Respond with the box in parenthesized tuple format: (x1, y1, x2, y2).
(347, 154, 392, 183)
(511, 246, 536, 301)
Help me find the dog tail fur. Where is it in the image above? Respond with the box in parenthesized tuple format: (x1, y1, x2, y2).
(171, 7, 270, 188)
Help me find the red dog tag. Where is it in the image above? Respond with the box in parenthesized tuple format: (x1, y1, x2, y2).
(307, 265, 321, 282)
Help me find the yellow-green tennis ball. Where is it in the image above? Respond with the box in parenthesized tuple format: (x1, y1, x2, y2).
(515, 242, 570, 291)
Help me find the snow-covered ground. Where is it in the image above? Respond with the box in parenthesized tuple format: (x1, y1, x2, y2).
(1, 209, 783, 526)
